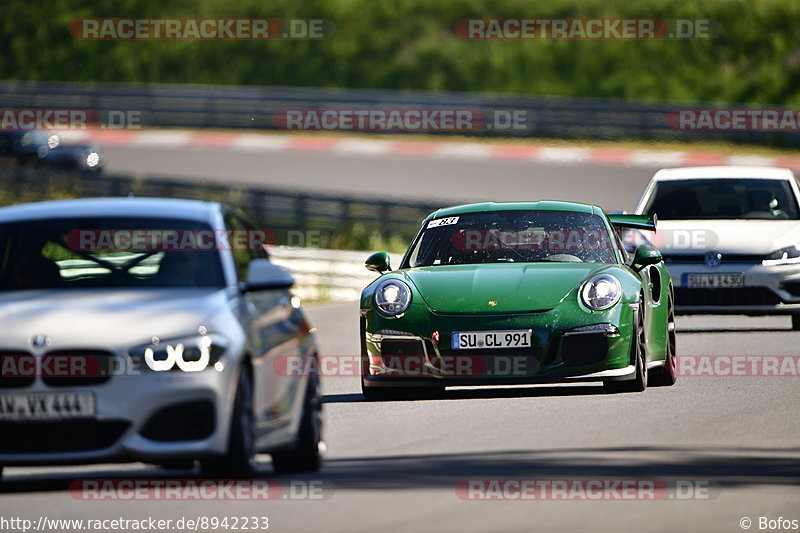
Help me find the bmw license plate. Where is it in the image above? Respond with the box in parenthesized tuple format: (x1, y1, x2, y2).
(451, 330, 532, 350)
(0, 392, 95, 421)
(684, 273, 744, 288)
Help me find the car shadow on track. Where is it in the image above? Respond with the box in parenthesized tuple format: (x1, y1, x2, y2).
(677, 327, 792, 334)
(324, 384, 621, 404)
(4, 445, 799, 494)
(316, 445, 800, 492)
(0, 458, 311, 494)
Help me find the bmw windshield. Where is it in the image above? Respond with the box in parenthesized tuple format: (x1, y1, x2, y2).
(0, 217, 225, 290)
(404, 210, 618, 267)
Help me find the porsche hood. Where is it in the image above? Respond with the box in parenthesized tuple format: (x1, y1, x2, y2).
(401, 263, 609, 313)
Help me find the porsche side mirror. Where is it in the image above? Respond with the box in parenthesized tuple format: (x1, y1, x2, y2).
(631, 245, 662, 271)
(365, 251, 391, 273)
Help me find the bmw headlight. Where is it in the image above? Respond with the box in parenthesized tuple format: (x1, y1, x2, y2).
(129, 334, 229, 372)
(375, 279, 412, 316)
(580, 274, 622, 311)
(85, 151, 100, 168)
(763, 245, 800, 266)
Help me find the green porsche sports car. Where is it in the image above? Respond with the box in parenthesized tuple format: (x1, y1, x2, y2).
(359, 201, 676, 400)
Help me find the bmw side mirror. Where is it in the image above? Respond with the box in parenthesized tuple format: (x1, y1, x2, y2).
(365, 251, 391, 273)
(631, 245, 662, 272)
(241, 259, 295, 292)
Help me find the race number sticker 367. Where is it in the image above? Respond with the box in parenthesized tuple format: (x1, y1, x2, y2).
(427, 217, 459, 229)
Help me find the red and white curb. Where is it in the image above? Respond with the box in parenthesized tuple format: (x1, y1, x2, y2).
(56, 129, 800, 170)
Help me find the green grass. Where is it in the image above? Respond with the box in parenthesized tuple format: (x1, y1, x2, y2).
(3, 0, 800, 105)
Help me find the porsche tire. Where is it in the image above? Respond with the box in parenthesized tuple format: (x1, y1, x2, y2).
(650, 297, 678, 387)
(605, 305, 647, 393)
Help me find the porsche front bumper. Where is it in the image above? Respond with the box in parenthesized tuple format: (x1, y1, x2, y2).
(362, 303, 640, 387)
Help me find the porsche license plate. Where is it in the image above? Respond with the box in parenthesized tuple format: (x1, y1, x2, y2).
(451, 330, 532, 350)
(685, 273, 744, 288)
(0, 392, 95, 421)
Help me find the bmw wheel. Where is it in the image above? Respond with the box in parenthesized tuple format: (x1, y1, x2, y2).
(271, 374, 324, 473)
(201, 365, 255, 478)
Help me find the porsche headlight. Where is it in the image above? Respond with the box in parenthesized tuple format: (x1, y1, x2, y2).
(580, 274, 622, 311)
(375, 279, 412, 316)
(763, 245, 800, 266)
(129, 334, 229, 372)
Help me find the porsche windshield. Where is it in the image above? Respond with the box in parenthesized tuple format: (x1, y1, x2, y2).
(643, 178, 800, 220)
(0, 217, 226, 290)
(404, 210, 617, 267)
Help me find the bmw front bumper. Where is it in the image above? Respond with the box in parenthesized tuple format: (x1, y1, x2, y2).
(0, 363, 237, 466)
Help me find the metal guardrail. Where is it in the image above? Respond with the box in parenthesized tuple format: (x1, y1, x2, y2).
(2, 80, 798, 146)
(0, 165, 414, 301)
(267, 246, 377, 302)
(0, 164, 437, 250)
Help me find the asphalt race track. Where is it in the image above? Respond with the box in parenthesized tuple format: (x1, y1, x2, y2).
(2, 305, 799, 532)
(101, 144, 655, 210)
(1, 145, 799, 532)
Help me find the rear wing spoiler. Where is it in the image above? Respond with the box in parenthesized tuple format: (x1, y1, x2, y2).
(607, 213, 657, 232)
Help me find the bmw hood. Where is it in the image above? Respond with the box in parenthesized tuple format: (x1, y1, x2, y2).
(652, 220, 800, 256)
(402, 263, 608, 313)
(0, 288, 230, 350)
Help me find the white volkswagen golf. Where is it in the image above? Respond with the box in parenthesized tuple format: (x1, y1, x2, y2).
(633, 166, 800, 328)
(0, 198, 323, 478)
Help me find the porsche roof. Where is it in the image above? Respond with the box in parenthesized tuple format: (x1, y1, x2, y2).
(428, 201, 602, 220)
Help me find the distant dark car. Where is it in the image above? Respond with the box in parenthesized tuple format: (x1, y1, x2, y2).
(0, 131, 103, 172)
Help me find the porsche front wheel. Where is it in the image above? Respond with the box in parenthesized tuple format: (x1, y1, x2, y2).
(605, 305, 647, 393)
(651, 297, 677, 387)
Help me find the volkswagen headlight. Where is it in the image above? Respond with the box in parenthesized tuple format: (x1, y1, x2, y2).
(763, 245, 800, 266)
(375, 279, 412, 316)
(580, 274, 622, 311)
(129, 334, 229, 372)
